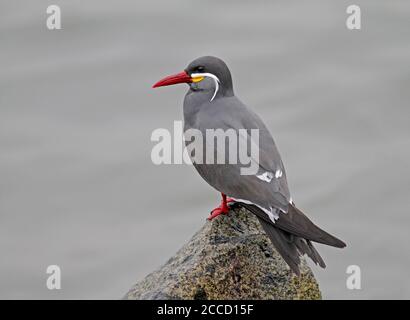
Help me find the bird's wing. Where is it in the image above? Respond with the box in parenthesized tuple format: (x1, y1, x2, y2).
(241, 201, 346, 248)
(236, 106, 291, 199)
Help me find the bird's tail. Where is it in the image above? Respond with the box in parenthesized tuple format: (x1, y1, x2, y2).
(236, 202, 346, 275)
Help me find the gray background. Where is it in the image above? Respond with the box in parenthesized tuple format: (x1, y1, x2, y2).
(1, 0, 409, 299)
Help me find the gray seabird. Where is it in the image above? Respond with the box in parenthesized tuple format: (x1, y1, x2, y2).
(153, 56, 346, 275)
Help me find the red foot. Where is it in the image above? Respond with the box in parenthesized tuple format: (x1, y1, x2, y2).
(226, 197, 235, 203)
(208, 194, 236, 221)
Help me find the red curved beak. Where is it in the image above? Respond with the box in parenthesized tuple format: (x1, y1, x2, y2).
(152, 71, 192, 88)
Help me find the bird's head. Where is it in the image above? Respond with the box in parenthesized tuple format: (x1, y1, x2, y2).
(153, 56, 233, 101)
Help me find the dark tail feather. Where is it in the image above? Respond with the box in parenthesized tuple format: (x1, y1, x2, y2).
(256, 216, 302, 275)
(257, 216, 327, 274)
(275, 204, 346, 248)
(295, 238, 326, 268)
(236, 202, 345, 274)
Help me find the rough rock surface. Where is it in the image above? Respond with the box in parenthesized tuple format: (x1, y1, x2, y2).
(124, 206, 322, 300)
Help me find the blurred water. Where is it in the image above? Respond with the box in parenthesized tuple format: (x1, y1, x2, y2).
(0, 0, 409, 299)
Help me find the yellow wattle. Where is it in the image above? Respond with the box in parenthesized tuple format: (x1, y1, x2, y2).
(191, 76, 204, 83)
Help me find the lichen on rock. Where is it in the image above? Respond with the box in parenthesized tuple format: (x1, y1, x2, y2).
(124, 206, 322, 300)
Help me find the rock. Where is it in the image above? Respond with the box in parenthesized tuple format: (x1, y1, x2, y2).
(124, 206, 322, 300)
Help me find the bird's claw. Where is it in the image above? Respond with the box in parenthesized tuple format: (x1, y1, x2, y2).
(208, 197, 236, 220)
(208, 207, 229, 220)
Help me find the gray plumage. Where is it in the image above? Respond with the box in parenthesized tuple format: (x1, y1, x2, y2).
(167, 56, 346, 275)
(184, 60, 290, 213)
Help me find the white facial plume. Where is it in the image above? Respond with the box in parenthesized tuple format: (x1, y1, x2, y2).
(191, 72, 221, 102)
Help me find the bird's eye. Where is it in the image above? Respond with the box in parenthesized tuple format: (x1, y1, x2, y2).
(196, 66, 205, 72)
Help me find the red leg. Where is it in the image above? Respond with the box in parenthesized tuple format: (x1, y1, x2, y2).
(208, 193, 235, 220)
